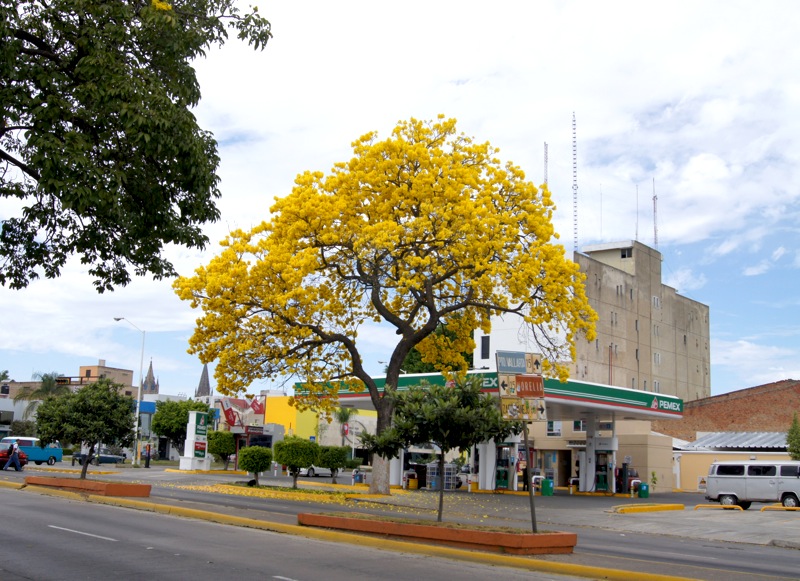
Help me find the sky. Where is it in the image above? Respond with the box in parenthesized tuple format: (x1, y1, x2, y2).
(2, 1, 799, 398)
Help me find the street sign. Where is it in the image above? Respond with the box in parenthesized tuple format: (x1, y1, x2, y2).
(500, 397, 544, 421)
(496, 350, 527, 374)
(525, 353, 543, 374)
(516, 374, 544, 398)
(498, 373, 517, 396)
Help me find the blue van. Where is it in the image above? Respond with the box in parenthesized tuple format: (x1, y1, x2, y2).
(0, 437, 62, 465)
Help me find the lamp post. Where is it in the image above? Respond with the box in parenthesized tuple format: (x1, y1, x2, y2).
(114, 317, 145, 466)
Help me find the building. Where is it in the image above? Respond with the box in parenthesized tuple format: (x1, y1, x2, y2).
(78, 359, 136, 396)
(472, 240, 711, 490)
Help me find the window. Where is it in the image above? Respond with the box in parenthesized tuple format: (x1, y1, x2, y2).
(0, 385, 8, 395)
(781, 465, 800, 477)
(654, 380, 660, 393)
(546, 421, 562, 437)
(621, 247, 633, 258)
(635, 319, 639, 332)
(643, 380, 647, 391)
(716, 465, 745, 476)
(480, 335, 490, 359)
(748, 465, 776, 477)
(631, 378, 636, 389)
(635, 348, 639, 361)
(572, 420, 586, 432)
(652, 296, 661, 308)
(85, 369, 91, 377)
(654, 352, 661, 365)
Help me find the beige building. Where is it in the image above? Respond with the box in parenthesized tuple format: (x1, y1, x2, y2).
(473, 240, 711, 491)
(78, 359, 136, 396)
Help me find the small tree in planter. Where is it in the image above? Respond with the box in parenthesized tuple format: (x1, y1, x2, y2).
(238, 446, 273, 486)
(364, 376, 519, 521)
(318, 445, 349, 484)
(208, 430, 236, 470)
(650, 471, 658, 492)
(274, 437, 319, 489)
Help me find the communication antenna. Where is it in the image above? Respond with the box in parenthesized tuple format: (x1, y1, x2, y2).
(543, 142, 548, 185)
(652, 177, 658, 248)
(572, 113, 578, 253)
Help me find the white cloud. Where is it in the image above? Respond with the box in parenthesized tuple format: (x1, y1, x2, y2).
(664, 268, 707, 293)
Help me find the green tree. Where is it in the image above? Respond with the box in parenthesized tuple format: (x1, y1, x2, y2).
(10, 419, 36, 436)
(151, 399, 210, 454)
(273, 437, 319, 489)
(13, 371, 71, 418)
(0, 370, 9, 382)
(332, 407, 358, 448)
(0, 0, 271, 291)
(175, 116, 597, 494)
(35, 378, 134, 479)
(238, 445, 272, 486)
(788, 412, 800, 461)
(364, 376, 518, 522)
(207, 430, 236, 470)
(318, 445, 349, 485)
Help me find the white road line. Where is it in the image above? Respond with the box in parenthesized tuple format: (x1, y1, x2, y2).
(48, 525, 118, 542)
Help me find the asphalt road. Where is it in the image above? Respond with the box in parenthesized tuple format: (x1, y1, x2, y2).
(4, 465, 800, 580)
(1, 489, 583, 581)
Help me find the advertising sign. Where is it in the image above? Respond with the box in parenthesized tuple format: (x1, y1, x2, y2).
(194, 412, 208, 438)
(249, 396, 265, 415)
(516, 374, 544, 398)
(221, 398, 239, 426)
(194, 441, 206, 458)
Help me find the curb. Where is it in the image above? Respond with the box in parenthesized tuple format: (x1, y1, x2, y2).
(613, 504, 685, 514)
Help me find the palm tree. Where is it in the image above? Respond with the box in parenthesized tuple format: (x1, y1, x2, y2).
(333, 407, 358, 447)
(14, 371, 71, 419)
(0, 370, 9, 382)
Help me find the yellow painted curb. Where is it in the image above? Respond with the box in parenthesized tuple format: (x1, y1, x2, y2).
(164, 468, 248, 475)
(760, 504, 800, 512)
(0, 479, 25, 490)
(614, 504, 684, 514)
(693, 504, 742, 511)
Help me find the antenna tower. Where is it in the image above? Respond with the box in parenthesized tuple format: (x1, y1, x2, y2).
(543, 142, 548, 185)
(572, 113, 578, 253)
(652, 177, 658, 248)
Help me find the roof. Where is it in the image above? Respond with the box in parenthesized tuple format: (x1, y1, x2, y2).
(681, 431, 787, 450)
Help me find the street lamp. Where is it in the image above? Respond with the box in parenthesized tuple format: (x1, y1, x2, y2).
(114, 317, 145, 466)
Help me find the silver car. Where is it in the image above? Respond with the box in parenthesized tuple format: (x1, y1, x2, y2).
(299, 465, 338, 477)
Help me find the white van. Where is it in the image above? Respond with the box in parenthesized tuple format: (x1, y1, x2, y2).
(705, 460, 800, 509)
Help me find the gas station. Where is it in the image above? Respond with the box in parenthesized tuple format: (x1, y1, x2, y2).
(304, 367, 683, 493)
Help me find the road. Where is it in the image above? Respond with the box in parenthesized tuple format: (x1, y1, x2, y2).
(4, 467, 800, 580)
(1, 489, 582, 581)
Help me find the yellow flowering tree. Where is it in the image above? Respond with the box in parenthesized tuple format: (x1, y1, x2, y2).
(174, 116, 597, 494)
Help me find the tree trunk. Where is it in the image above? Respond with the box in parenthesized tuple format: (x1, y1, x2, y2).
(437, 453, 445, 522)
(369, 398, 394, 495)
(79, 443, 95, 480)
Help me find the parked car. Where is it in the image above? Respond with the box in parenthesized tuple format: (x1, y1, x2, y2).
(72, 447, 126, 466)
(299, 465, 338, 477)
(0, 437, 62, 465)
(0, 446, 28, 469)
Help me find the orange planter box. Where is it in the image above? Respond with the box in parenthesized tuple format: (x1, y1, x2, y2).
(297, 513, 576, 554)
(25, 476, 151, 497)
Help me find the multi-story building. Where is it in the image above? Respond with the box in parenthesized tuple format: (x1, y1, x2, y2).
(473, 240, 711, 490)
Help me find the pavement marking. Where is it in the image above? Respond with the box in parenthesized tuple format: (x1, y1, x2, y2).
(48, 525, 118, 542)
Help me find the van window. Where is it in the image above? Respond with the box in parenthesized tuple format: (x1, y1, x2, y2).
(781, 465, 800, 477)
(716, 465, 744, 476)
(747, 465, 776, 476)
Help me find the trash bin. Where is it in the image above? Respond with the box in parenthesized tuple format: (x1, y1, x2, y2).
(408, 475, 419, 490)
(354, 473, 364, 484)
(429, 476, 439, 490)
(638, 482, 649, 498)
(541, 478, 554, 496)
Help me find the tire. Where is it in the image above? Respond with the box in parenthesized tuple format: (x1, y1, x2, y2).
(719, 494, 737, 506)
(47, 456, 56, 466)
(782, 494, 799, 508)
(35, 461, 43, 465)
(307, 467, 315, 477)
(737, 501, 752, 510)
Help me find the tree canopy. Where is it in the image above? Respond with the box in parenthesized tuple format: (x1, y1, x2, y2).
(364, 376, 518, 521)
(207, 429, 236, 469)
(35, 377, 134, 479)
(788, 412, 800, 461)
(0, 0, 271, 291)
(151, 399, 210, 453)
(175, 116, 597, 493)
(13, 370, 70, 418)
(273, 436, 318, 489)
(237, 445, 272, 486)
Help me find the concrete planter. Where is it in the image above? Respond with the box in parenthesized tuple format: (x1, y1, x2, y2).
(297, 513, 576, 555)
(25, 476, 151, 497)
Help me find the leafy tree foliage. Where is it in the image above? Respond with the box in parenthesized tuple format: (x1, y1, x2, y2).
(151, 399, 210, 453)
(318, 445, 348, 484)
(35, 378, 134, 479)
(788, 412, 800, 461)
(10, 419, 36, 436)
(0, 370, 9, 382)
(207, 429, 236, 469)
(238, 445, 272, 486)
(364, 376, 518, 521)
(0, 0, 271, 291)
(273, 436, 319, 489)
(176, 116, 597, 493)
(13, 370, 70, 418)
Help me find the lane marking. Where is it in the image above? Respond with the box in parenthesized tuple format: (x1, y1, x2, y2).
(48, 525, 118, 542)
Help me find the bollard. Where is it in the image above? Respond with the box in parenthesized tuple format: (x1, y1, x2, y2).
(569, 484, 574, 495)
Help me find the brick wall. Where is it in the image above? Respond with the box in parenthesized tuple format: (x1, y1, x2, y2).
(652, 379, 800, 441)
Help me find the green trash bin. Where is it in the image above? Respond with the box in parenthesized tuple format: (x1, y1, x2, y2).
(638, 482, 649, 498)
(541, 478, 554, 496)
